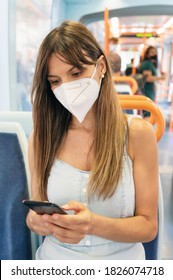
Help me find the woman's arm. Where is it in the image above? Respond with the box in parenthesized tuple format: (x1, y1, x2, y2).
(142, 70, 165, 83)
(41, 118, 159, 244)
(26, 132, 53, 236)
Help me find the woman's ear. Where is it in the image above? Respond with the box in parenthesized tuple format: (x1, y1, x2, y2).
(97, 55, 107, 76)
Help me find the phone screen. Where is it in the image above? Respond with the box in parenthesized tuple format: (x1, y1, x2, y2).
(23, 200, 67, 215)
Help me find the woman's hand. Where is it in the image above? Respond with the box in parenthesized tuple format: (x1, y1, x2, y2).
(41, 200, 93, 244)
(160, 72, 166, 80)
(26, 210, 54, 236)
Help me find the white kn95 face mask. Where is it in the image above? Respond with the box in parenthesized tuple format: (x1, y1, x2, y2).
(53, 65, 101, 123)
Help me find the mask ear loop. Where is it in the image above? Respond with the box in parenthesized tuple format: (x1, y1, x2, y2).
(72, 64, 98, 103)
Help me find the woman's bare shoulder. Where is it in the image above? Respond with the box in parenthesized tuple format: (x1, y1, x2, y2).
(28, 130, 35, 153)
(127, 117, 157, 160)
(28, 130, 34, 144)
(128, 117, 155, 135)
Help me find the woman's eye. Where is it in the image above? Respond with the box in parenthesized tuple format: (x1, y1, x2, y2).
(49, 80, 60, 85)
(72, 71, 82, 77)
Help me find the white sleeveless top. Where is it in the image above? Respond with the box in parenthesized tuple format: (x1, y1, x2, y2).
(36, 116, 145, 260)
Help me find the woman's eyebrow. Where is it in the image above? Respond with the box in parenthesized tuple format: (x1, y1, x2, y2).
(47, 66, 78, 79)
(67, 66, 76, 73)
(47, 74, 59, 78)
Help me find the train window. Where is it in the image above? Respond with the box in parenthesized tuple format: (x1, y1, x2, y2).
(11, 0, 52, 111)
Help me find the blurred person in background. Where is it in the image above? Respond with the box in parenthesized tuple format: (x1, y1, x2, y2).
(139, 46, 166, 118)
(108, 52, 132, 95)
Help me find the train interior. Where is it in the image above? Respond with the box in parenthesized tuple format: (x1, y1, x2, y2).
(0, 0, 173, 260)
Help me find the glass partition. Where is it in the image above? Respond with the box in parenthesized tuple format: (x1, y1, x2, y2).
(11, 0, 52, 111)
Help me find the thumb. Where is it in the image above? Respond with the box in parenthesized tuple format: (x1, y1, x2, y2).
(62, 200, 86, 213)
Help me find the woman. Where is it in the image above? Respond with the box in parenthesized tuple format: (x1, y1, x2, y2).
(139, 46, 165, 117)
(26, 21, 158, 260)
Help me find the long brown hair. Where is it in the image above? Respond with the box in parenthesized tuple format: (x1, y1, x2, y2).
(143, 46, 158, 68)
(31, 21, 127, 200)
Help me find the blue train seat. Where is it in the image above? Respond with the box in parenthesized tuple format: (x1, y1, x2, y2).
(0, 111, 33, 139)
(0, 122, 32, 259)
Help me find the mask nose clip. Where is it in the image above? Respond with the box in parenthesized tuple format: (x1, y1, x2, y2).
(72, 64, 98, 103)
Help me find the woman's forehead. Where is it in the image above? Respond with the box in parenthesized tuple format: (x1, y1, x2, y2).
(48, 53, 74, 73)
(48, 51, 94, 67)
(50, 53, 70, 64)
(47, 53, 92, 76)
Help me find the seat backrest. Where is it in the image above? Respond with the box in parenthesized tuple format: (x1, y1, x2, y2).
(113, 75, 138, 94)
(0, 111, 33, 139)
(0, 122, 32, 259)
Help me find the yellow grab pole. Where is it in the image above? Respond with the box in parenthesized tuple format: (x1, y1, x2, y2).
(104, 7, 109, 55)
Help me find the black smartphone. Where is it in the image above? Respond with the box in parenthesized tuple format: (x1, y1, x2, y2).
(22, 200, 67, 215)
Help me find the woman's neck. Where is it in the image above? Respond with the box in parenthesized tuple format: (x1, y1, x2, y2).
(71, 109, 95, 131)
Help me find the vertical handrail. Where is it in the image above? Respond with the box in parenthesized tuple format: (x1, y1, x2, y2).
(104, 7, 109, 55)
(168, 94, 173, 133)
